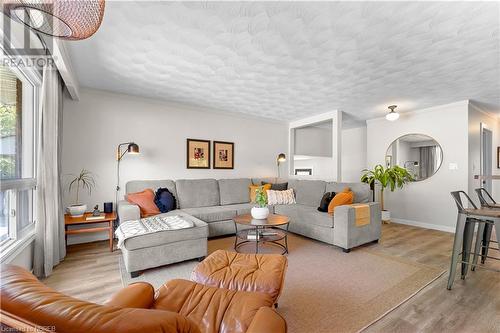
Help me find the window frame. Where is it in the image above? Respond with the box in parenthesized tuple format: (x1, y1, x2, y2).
(0, 48, 41, 258)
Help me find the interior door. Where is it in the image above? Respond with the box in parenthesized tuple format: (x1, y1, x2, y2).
(481, 125, 493, 192)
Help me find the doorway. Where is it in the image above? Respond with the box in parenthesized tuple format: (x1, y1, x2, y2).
(480, 124, 493, 192)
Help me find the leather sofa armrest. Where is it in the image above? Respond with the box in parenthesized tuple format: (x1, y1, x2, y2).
(247, 307, 287, 333)
(118, 200, 140, 222)
(1, 265, 201, 333)
(105, 282, 155, 309)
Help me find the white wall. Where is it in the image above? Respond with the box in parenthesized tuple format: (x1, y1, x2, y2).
(367, 101, 470, 232)
(341, 126, 367, 182)
(62, 88, 288, 244)
(294, 126, 332, 157)
(293, 156, 334, 179)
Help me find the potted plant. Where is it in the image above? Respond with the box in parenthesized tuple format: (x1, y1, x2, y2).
(67, 169, 96, 217)
(361, 164, 414, 221)
(251, 186, 269, 219)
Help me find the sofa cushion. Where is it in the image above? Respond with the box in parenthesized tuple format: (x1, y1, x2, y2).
(251, 178, 287, 185)
(326, 182, 371, 203)
(218, 178, 252, 205)
(126, 180, 178, 208)
(274, 204, 333, 228)
(176, 179, 220, 208)
(181, 206, 237, 223)
(221, 203, 254, 216)
(121, 212, 208, 250)
(288, 179, 326, 207)
(126, 180, 176, 197)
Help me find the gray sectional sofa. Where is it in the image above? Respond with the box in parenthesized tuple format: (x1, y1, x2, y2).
(118, 178, 381, 258)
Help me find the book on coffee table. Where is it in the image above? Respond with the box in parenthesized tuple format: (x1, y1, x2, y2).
(260, 231, 278, 236)
(247, 230, 260, 240)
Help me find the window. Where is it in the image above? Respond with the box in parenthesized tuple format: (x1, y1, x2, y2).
(0, 63, 37, 247)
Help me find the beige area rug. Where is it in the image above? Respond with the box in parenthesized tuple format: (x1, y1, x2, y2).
(119, 234, 444, 333)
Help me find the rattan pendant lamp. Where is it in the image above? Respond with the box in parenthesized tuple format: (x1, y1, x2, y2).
(2, 0, 105, 40)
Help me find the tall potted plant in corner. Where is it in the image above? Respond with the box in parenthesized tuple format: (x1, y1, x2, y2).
(67, 169, 96, 217)
(251, 186, 269, 219)
(361, 164, 414, 221)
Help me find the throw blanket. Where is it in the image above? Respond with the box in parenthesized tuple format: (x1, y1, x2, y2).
(116, 215, 194, 249)
(350, 204, 371, 227)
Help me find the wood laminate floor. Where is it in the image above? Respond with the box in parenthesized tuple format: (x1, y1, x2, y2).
(43, 223, 500, 333)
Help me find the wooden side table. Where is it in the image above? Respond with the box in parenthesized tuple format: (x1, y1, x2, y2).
(64, 212, 117, 252)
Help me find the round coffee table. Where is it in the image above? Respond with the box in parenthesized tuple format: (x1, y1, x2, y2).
(233, 214, 290, 254)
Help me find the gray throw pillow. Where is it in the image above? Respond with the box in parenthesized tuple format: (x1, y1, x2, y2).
(262, 182, 288, 191)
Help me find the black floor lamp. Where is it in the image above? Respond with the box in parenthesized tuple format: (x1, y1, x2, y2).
(115, 142, 140, 214)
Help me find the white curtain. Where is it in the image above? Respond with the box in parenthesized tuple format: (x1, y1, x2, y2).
(33, 65, 65, 278)
(419, 146, 437, 180)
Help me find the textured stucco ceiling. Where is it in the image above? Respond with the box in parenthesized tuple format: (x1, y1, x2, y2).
(66, 1, 500, 121)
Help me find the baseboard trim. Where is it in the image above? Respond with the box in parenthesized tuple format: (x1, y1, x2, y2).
(391, 218, 455, 233)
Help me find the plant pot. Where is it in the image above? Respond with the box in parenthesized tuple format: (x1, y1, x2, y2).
(381, 210, 391, 222)
(67, 204, 87, 217)
(251, 206, 269, 220)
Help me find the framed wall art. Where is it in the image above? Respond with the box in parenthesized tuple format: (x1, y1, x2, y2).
(186, 139, 210, 169)
(213, 141, 234, 169)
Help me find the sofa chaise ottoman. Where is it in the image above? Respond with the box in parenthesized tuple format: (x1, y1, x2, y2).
(119, 212, 208, 278)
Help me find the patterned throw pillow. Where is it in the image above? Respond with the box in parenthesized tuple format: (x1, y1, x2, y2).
(266, 189, 296, 205)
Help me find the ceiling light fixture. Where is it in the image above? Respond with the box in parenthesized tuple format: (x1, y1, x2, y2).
(385, 105, 399, 121)
(3, 0, 105, 40)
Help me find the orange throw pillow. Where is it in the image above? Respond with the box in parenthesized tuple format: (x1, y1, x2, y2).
(249, 184, 272, 203)
(126, 189, 160, 218)
(328, 187, 354, 213)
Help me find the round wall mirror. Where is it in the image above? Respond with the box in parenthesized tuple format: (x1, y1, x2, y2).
(385, 134, 443, 181)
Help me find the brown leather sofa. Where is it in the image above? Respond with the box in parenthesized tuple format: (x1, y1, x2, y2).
(0, 265, 286, 333)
